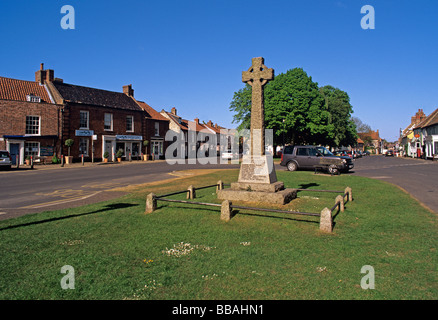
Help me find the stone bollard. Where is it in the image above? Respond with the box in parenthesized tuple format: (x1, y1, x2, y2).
(320, 207, 333, 233)
(335, 195, 344, 212)
(216, 180, 224, 192)
(220, 200, 232, 222)
(345, 187, 353, 202)
(145, 193, 157, 214)
(187, 185, 196, 200)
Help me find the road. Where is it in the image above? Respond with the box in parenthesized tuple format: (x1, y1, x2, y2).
(1, 155, 436, 221)
(0, 159, 239, 220)
(351, 155, 438, 213)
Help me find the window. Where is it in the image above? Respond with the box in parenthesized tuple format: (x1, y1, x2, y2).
(79, 138, 89, 156)
(25, 142, 39, 158)
(25, 116, 40, 135)
(80, 111, 89, 129)
(126, 115, 134, 132)
(308, 148, 317, 157)
(283, 145, 294, 155)
(104, 113, 113, 131)
(296, 148, 308, 156)
(26, 95, 41, 103)
(154, 122, 159, 136)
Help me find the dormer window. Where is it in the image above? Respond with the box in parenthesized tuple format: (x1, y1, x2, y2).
(26, 94, 41, 103)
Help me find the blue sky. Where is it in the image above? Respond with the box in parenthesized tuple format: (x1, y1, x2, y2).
(1, 0, 437, 142)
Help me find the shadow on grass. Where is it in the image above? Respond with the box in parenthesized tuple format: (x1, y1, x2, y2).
(235, 210, 320, 225)
(0, 203, 138, 231)
(158, 204, 320, 225)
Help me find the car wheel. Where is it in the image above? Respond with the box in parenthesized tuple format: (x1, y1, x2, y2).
(328, 164, 339, 175)
(286, 161, 297, 172)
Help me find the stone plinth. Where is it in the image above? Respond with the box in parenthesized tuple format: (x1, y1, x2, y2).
(238, 155, 277, 184)
(217, 187, 297, 205)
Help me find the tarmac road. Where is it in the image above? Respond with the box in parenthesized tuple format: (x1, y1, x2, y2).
(1, 155, 436, 221)
(351, 155, 438, 213)
(0, 159, 240, 221)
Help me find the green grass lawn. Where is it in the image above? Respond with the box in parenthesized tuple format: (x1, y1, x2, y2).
(0, 169, 436, 300)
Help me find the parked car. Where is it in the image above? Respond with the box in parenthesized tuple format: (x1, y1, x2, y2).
(385, 150, 394, 157)
(0, 150, 12, 170)
(280, 145, 354, 174)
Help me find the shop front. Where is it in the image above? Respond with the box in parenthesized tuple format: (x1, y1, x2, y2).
(3, 135, 58, 165)
(102, 134, 143, 161)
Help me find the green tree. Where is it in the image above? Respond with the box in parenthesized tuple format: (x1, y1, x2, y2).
(319, 85, 358, 148)
(229, 68, 334, 147)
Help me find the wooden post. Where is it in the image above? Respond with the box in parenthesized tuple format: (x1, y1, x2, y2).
(145, 193, 157, 214)
(320, 207, 333, 233)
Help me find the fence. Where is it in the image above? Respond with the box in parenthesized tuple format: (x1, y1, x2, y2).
(145, 182, 353, 233)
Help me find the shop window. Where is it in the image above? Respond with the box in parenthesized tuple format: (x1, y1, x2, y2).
(25, 142, 39, 158)
(79, 138, 89, 156)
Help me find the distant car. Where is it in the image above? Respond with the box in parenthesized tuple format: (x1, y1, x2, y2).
(280, 145, 354, 174)
(0, 150, 12, 170)
(386, 150, 394, 157)
(221, 150, 238, 160)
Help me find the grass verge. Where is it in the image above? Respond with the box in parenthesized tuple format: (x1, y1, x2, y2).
(0, 169, 436, 300)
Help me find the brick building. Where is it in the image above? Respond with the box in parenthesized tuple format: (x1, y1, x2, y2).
(0, 70, 62, 165)
(135, 100, 169, 159)
(1, 64, 170, 164)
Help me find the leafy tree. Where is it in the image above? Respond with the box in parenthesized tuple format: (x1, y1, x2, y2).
(229, 68, 334, 148)
(319, 85, 358, 148)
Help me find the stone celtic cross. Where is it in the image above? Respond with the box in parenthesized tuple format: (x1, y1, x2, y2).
(242, 57, 274, 156)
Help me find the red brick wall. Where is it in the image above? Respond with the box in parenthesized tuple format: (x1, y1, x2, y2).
(0, 99, 61, 152)
(63, 103, 144, 159)
(143, 118, 169, 156)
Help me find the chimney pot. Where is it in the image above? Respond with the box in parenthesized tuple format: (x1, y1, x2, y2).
(123, 84, 134, 97)
(171, 107, 177, 115)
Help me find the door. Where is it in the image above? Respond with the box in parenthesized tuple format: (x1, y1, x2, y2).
(10, 143, 20, 165)
(295, 147, 319, 168)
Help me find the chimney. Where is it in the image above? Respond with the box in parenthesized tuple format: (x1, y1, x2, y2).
(35, 63, 54, 84)
(123, 84, 134, 97)
(171, 107, 177, 115)
(207, 120, 213, 127)
(195, 118, 199, 124)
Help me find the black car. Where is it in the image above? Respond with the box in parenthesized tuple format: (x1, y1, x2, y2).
(280, 145, 354, 173)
